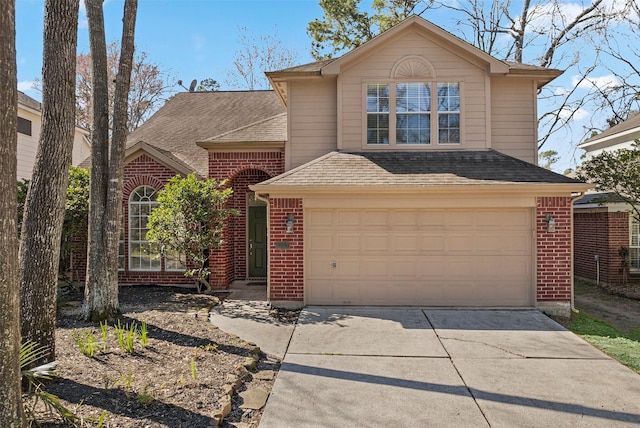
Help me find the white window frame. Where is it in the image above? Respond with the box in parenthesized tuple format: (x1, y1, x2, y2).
(128, 185, 161, 271)
(364, 80, 462, 148)
(630, 215, 640, 272)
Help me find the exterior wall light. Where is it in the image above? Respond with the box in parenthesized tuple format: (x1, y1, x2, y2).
(286, 213, 295, 233)
(546, 214, 556, 233)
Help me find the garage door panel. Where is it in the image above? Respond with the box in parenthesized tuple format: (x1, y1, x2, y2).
(420, 234, 446, 252)
(306, 207, 533, 306)
(337, 210, 360, 226)
(308, 209, 333, 226)
(363, 234, 388, 252)
(393, 210, 419, 227)
(363, 210, 388, 226)
(362, 259, 389, 277)
(336, 234, 360, 251)
(392, 234, 419, 252)
(447, 234, 474, 253)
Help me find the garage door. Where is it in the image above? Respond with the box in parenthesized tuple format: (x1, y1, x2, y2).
(306, 208, 533, 306)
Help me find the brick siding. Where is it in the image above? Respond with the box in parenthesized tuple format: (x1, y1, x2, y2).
(574, 210, 635, 284)
(268, 198, 304, 302)
(207, 151, 284, 287)
(72, 154, 191, 285)
(536, 197, 572, 302)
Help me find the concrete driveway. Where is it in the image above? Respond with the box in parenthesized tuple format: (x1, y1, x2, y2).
(260, 308, 640, 427)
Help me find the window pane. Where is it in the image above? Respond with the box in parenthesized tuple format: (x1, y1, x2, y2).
(396, 83, 430, 145)
(438, 112, 460, 145)
(129, 186, 160, 271)
(437, 82, 460, 112)
(367, 84, 390, 144)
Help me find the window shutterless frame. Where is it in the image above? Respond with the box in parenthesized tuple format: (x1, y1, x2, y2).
(364, 80, 462, 148)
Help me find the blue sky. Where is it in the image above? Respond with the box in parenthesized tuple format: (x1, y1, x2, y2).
(15, 0, 636, 173)
(17, 0, 322, 94)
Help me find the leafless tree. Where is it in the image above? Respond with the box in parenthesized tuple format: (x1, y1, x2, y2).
(0, 0, 26, 425)
(225, 27, 298, 90)
(83, 0, 137, 322)
(19, 0, 79, 364)
(75, 42, 172, 132)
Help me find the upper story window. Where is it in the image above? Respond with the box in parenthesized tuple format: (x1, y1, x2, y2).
(18, 117, 32, 136)
(366, 81, 460, 146)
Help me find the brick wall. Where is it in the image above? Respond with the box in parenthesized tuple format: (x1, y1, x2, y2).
(574, 210, 632, 284)
(72, 154, 191, 285)
(208, 151, 284, 181)
(269, 198, 304, 302)
(207, 152, 284, 287)
(536, 197, 572, 302)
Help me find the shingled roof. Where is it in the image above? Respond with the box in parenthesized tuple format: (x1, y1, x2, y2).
(126, 90, 284, 176)
(255, 150, 585, 190)
(580, 113, 640, 146)
(18, 91, 41, 111)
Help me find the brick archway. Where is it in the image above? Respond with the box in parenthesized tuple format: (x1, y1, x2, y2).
(209, 168, 274, 288)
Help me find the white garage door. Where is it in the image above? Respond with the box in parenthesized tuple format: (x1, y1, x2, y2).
(306, 208, 533, 306)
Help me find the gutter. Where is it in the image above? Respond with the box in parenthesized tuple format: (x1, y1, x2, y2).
(570, 191, 587, 313)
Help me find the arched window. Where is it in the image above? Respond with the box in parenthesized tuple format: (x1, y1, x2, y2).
(129, 186, 160, 271)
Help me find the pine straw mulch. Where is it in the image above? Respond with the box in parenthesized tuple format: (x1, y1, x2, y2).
(34, 285, 291, 428)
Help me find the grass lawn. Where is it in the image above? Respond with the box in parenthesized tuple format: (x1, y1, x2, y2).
(569, 310, 640, 373)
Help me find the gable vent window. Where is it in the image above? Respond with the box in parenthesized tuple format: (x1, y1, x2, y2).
(18, 117, 32, 136)
(366, 81, 460, 146)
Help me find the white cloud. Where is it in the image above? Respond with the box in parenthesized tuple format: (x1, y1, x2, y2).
(18, 80, 35, 91)
(571, 74, 621, 91)
(558, 106, 590, 121)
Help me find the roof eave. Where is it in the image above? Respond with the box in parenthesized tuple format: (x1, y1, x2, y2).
(251, 182, 591, 197)
(195, 141, 285, 151)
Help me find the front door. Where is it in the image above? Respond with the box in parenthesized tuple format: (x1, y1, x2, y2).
(248, 205, 267, 278)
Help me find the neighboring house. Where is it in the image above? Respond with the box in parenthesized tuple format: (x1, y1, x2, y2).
(73, 16, 589, 316)
(574, 113, 640, 285)
(17, 91, 90, 180)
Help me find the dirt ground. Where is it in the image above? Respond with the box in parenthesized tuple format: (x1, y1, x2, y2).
(574, 279, 640, 332)
(34, 285, 293, 428)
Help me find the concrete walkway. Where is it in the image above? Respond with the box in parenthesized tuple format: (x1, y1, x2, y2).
(209, 281, 294, 359)
(260, 307, 640, 428)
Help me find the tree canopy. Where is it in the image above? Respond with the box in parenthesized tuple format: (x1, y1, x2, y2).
(578, 140, 640, 219)
(225, 27, 298, 90)
(75, 41, 172, 131)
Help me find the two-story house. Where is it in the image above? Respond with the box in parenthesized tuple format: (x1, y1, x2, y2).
(73, 16, 589, 317)
(17, 91, 90, 180)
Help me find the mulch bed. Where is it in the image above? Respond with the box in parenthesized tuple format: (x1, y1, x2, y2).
(33, 285, 294, 427)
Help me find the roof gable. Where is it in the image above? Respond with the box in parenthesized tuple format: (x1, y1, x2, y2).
(320, 16, 509, 76)
(125, 90, 285, 176)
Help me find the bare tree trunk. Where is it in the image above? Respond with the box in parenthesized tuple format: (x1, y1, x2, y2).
(84, 0, 138, 321)
(19, 0, 79, 363)
(0, 0, 26, 425)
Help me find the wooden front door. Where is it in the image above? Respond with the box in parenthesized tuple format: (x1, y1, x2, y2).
(248, 205, 267, 278)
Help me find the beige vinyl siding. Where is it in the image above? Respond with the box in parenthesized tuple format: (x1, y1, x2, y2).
(338, 30, 488, 151)
(288, 79, 338, 170)
(491, 77, 537, 163)
(16, 109, 41, 181)
(17, 106, 90, 180)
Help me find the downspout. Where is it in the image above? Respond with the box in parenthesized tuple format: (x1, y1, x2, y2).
(253, 192, 270, 302)
(570, 192, 586, 313)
